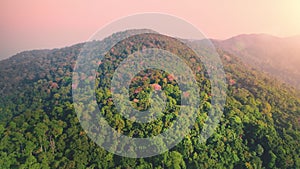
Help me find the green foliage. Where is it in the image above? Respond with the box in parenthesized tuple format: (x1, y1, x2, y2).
(0, 32, 299, 168)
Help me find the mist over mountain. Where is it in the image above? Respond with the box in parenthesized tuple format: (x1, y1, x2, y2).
(212, 34, 300, 89)
(4, 32, 299, 90)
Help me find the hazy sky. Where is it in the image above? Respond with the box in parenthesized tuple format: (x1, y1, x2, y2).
(1, 0, 300, 59)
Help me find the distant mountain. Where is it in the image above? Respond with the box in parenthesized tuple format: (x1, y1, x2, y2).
(213, 34, 300, 89)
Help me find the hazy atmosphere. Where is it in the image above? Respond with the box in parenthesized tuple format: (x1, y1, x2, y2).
(1, 0, 300, 60)
(1, 1, 300, 168)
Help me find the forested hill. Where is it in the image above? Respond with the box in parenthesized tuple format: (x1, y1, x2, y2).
(0, 30, 299, 168)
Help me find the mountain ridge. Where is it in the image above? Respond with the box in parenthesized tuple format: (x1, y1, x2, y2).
(212, 33, 300, 89)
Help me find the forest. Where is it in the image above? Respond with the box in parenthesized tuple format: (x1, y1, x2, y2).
(0, 30, 299, 169)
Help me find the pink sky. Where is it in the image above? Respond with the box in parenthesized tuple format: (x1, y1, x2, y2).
(1, 0, 300, 59)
